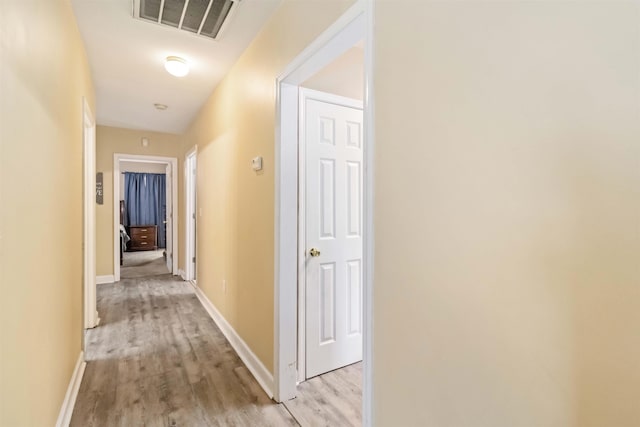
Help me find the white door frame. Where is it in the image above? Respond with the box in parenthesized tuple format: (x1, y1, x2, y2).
(274, 2, 374, 425)
(164, 163, 173, 273)
(113, 153, 179, 282)
(184, 146, 198, 282)
(83, 97, 99, 331)
(297, 88, 364, 382)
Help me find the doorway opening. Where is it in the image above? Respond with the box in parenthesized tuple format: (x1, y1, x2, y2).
(184, 147, 198, 283)
(113, 154, 179, 281)
(274, 2, 373, 425)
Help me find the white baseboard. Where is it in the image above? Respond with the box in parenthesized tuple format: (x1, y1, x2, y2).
(96, 275, 115, 285)
(56, 351, 86, 427)
(177, 269, 186, 281)
(192, 285, 274, 399)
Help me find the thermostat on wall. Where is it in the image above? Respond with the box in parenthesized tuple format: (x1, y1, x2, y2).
(251, 156, 263, 171)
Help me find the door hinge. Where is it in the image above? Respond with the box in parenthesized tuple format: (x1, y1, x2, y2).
(192, 256, 196, 263)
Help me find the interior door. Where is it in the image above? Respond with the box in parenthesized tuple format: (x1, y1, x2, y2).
(187, 153, 197, 281)
(165, 163, 173, 273)
(305, 92, 364, 379)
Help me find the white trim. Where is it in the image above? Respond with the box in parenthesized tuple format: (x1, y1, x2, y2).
(274, 80, 300, 401)
(192, 284, 274, 398)
(184, 146, 198, 282)
(273, 0, 371, 412)
(177, 269, 187, 281)
(96, 275, 115, 285)
(55, 351, 86, 427)
(362, 1, 375, 424)
(171, 158, 178, 276)
(113, 153, 179, 282)
(83, 97, 98, 331)
(296, 88, 307, 383)
(296, 88, 363, 383)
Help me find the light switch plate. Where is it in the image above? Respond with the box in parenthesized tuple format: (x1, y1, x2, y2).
(251, 156, 263, 171)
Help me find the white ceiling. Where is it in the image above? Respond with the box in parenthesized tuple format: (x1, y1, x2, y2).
(72, 0, 282, 134)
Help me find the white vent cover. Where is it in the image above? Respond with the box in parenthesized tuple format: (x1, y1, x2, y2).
(133, 0, 238, 40)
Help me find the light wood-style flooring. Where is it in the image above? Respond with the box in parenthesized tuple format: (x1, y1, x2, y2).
(283, 363, 362, 427)
(72, 272, 361, 426)
(121, 249, 169, 279)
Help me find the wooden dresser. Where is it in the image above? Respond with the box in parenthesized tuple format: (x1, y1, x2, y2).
(128, 225, 158, 251)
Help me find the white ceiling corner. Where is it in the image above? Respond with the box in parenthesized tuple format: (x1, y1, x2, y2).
(72, 0, 282, 134)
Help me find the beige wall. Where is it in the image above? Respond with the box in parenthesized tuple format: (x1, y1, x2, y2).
(96, 126, 182, 276)
(0, 0, 95, 425)
(302, 46, 364, 101)
(120, 161, 168, 174)
(373, 1, 640, 426)
(180, 0, 356, 372)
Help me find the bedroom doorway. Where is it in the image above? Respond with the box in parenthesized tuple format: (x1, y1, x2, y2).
(113, 154, 178, 282)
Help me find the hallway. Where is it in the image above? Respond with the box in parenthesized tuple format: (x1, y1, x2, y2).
(71, 274, 361, 426)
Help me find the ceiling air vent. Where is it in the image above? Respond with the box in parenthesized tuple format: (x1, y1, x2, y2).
(133, 0, 237, 40)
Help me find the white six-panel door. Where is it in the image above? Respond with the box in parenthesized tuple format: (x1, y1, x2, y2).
(186, 151, 197, 281)
(304, 91, 364, 379)
(165, 163, 173, 273)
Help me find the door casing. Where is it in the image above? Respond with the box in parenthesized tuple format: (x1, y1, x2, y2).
(83, 97, 98, 333)
(113, 153, 179, 281)
(274, 3, 374, 425)
(165, 163, 173, 273)
(184, 146, 198, 282)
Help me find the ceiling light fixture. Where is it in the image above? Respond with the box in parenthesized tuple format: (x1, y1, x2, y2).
(164, 56, 189, 77)
(154, 103, 168, 110)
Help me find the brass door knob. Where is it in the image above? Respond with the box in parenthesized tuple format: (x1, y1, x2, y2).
(309, 248, 321, 257)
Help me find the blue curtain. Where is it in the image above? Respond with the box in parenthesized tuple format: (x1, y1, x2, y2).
(124, 172, 166, 248)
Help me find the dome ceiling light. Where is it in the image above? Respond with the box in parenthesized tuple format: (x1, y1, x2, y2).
(164, 56, 189, 77)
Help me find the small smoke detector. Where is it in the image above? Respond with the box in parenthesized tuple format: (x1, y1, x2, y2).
(133, 0, 238, 40)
